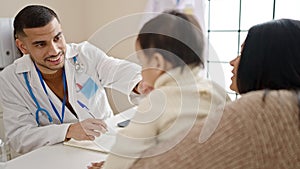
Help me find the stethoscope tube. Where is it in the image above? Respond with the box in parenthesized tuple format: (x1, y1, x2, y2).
(23, 64, 67, 126)
(23, 56, 82, 126)
(23, 72, 53, 126)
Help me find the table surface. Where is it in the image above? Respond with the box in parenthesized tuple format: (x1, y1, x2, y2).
(0, 107, 136, 169)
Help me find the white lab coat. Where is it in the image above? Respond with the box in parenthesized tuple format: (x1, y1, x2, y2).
(0, 41, 141, 154)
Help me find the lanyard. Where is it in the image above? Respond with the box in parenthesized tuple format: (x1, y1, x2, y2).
(34, 64, 67, 124)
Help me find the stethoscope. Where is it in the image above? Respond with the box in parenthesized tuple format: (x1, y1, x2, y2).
(23, 56, 84, 126)
(73, 56, 85, 73)
(23, 63, 67, 126)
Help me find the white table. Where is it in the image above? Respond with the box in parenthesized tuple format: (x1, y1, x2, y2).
(0, 107, 136, 169)
(1, 144, 106, 169)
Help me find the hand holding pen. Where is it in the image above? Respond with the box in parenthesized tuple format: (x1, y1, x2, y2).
(66, 118, 108, 141)
(65, 100, 108, 141)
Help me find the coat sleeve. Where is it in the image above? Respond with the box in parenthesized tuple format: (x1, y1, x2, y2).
(0, 73, 71, 154)
(78, 42, 142, 104)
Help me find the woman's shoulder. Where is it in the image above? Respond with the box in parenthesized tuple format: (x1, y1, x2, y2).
(224, 89, 298, 121)
(229, 90, 296, 106)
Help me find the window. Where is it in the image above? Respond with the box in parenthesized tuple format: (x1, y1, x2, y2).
(206, 0, 300, 100)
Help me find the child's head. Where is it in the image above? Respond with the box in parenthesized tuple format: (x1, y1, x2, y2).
(136, 10, 205, 88)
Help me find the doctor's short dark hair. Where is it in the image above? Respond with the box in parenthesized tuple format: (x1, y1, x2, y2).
(137, 10, 205, 69)
(14, 5, 60, 39)
(237, 19, 300, 94)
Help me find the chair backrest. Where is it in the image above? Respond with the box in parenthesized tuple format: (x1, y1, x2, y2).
(0, 18, 20, 70)
(0, 105, 4, 140)
(0, 18, 18, 160)
(0, 104, 11, 161)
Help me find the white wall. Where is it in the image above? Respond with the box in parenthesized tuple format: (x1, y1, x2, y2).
(82, 0, 148, 113)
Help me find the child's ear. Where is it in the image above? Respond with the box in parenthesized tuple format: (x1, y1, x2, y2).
(152, 52, 172, 71)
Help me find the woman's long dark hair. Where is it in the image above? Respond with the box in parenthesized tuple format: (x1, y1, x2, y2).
(237, 19, 300, 93)
(237, 19, 300, 124)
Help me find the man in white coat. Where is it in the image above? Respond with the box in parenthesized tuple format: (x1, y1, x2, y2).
(0, 5, 149, 155)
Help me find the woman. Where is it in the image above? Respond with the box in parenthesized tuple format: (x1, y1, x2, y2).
(128, 19, 300, 169)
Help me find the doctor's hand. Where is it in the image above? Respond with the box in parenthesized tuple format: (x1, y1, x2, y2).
(66, 119, 107, 141)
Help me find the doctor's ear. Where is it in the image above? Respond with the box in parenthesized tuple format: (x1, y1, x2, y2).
(16, 39, 29, 55)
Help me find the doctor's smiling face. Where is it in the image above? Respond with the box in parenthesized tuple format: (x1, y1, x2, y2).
(16, 17, 66, 74)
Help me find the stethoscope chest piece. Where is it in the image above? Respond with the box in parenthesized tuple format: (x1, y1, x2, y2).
(75, 62, 84, 73)
(73, 56, 85, 73)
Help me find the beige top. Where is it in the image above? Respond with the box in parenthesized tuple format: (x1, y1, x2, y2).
(130, 90, 300, 169)
(103, 66, 230, 169)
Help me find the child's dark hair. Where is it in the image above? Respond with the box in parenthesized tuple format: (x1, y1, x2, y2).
(137, 10, 205, 69)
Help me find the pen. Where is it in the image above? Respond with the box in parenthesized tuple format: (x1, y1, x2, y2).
(77, 100, 108, 132)
(77, 100, 96, 118)
(88, 111, 96, 119)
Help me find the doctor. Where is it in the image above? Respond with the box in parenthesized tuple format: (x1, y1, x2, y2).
(0, 5, 150, 155)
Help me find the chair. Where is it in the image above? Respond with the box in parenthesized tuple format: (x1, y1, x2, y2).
(0, 18, 20, 70)
(0, 18, 20, 160)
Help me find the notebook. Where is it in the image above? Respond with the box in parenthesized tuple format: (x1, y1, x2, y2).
(63, 107, 136, 153)
(63, 133, 116, 153)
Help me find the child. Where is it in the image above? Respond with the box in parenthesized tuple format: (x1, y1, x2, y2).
(88, 10, 230, 169)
